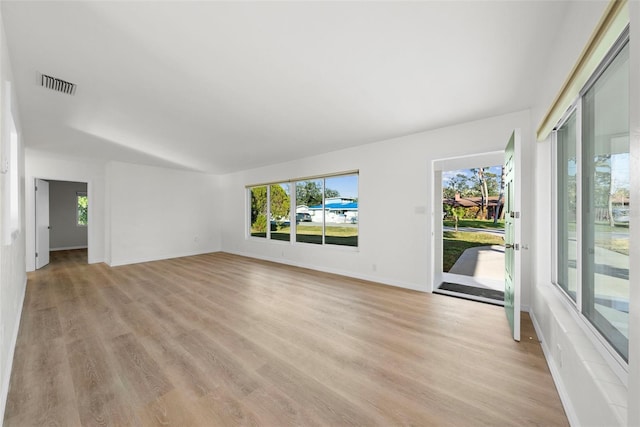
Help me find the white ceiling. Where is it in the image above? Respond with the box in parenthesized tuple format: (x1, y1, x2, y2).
(2, 1, 572, 174)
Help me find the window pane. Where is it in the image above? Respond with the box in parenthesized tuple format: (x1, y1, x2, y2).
(324, 174, 358, 247)
(295, 179, 323, 244)
(581, 43, 629, 361)
(270, 183, 291, 241)
(77, 193, 88, 226)
(556, 110, 577, 301)
(250, 186, 267, 238)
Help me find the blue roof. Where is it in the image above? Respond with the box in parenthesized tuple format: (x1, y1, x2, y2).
(309, 202, 358, 210)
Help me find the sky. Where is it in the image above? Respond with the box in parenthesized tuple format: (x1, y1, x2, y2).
(272, 174, 359, 198)
(611, 153, 630, 190)
(325, 174, 358, 198)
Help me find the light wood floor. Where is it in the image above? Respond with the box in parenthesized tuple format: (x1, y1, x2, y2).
(4, 250, 567, 426)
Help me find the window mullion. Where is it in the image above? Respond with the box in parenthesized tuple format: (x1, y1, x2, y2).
(322, 178, 326, 245)
(575, 99, 584, 312)
(266, 186, 271, 240)
(290, 184, 296, 243)
(551, 131, 558, 285)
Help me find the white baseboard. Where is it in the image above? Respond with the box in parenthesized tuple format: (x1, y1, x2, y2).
(0, 276, 27, 425)
(108, 247, 221, 267)
(530, 308, 579, 427)
(50, 245, 88, 251)
(224, 250, 427, 293)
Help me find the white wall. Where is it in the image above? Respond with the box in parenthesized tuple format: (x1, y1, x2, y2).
(0, 8, 26, 423)
(529, 2, 636, 426)
(25, 149, 106, 271)
(221, 109, 533, 304)
(49, 180, 88, 250)
(106, 161, 221, 266)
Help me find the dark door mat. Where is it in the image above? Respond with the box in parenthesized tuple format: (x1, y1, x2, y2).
(438, 282, 504, 301)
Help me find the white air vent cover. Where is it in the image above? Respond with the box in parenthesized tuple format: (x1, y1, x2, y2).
(39, 73, 77, 95)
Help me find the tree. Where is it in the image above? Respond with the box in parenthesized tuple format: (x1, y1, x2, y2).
(325, 188, 340, 199)
(77, 194, 88, 225)
(295, 181, 341, 206)
(296, 181, 323, 206)
(470, 168, 489, 219)
(443, 204, 465, 231)
(443, 173, 472, 199)
(468, 167, 501, 219)
(494, 166, 506, 224)
(250, 185, 291, 231)
(270, 184, 290, 220)
(483, 170, 499, 196)
(251, 186, 268, 231)
(592, 155, 613, 225)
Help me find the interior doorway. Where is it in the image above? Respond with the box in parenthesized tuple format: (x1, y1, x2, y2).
(432, 152, 505, 305)
(34, 178, 89, 269)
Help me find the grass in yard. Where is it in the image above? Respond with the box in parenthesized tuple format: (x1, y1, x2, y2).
(251, 225, 358, 247)
(592, 223, 629, 255)
(443, 230, 504, 272)
(293, 225, 358, 237)
(596, 238, 629, 256)
(443, 219, 504, 230)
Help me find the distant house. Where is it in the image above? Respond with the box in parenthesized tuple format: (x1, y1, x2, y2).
(443, 193, 503, 219)
(308, 197, 358, 223)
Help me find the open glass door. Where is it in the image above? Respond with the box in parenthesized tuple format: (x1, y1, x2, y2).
(504, 130, 521, 341)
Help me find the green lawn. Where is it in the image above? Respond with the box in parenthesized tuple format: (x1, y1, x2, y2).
(568, 222, 629, 255)
(443, 219, 505, 230)
(251, 225, 358, 247)
(597, 238, 629, 256)
(443, 230, 504, 272)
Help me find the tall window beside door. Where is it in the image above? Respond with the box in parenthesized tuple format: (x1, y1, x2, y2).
(553, 33, 629, 363)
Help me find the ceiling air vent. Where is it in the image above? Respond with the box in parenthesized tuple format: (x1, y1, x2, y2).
(39, 73, 77, 95)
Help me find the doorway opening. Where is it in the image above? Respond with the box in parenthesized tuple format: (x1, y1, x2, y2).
(35, 179, 89, 270)
(432, 152, 505, 306)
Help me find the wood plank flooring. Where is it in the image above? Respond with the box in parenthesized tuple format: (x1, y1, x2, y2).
(4, 250, 568, 426)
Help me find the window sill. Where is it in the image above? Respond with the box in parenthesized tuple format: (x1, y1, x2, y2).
(246, 235, 359, 252)
(534, 281, 627, 426)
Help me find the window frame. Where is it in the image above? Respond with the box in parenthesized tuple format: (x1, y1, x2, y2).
(551, 29, 630, 373)
(269, 182, 292, 242)
(294, 178, 325, 246)
(552, 102, 583, 308)
(246, 171, 359, 248)
(247, 185, 268, 239)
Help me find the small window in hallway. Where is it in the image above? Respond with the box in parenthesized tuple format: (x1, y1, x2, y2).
(76, 192, 88, 226)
